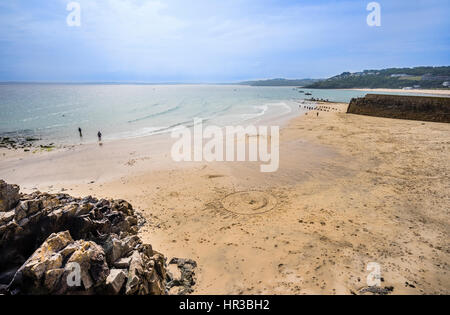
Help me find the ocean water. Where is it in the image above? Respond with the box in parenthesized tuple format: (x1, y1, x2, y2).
(0, 84, 430, 144)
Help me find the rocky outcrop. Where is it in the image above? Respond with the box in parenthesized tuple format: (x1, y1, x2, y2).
(0, 181, 196, 295)
(166, 258, 197, 295)
(0, 180, 20, 212)
(347, 94, 450, 123)
(0, 135, 54, 151)
(8, 231, 110, 294)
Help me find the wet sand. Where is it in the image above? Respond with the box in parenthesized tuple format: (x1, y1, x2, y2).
(1, 102, 449, 295)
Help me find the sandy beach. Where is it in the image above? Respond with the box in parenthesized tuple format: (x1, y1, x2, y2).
(345, 88, 450, 96)
(1, 103, 449, 295)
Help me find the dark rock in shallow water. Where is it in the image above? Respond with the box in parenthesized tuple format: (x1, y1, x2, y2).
(0, 133, 42, 151)
(0, 181, 196, 295)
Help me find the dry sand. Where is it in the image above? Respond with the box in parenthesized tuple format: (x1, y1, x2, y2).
(345, 88, 450, 96)
(1, 102, 449, 295)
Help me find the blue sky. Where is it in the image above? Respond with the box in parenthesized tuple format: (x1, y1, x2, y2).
(0, 0, 449, 82)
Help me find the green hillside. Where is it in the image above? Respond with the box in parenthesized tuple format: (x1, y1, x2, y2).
(306, 66, 450, 89)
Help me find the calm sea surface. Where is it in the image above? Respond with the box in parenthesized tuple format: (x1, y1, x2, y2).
(0, 84, 434, 144)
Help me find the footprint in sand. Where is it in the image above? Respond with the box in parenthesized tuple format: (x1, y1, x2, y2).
(203, 174, 225, 179)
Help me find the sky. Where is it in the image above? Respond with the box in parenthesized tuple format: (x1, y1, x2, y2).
(0, 0, 449, 82)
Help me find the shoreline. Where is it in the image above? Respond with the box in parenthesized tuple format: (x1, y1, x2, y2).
(0, 98, 303, 151)
(1, 102, 449, 294)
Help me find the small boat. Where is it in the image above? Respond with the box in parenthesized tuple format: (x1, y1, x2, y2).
(305, 93, 312, 96)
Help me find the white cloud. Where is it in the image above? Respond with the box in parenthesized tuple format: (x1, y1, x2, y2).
(0, 0, 448, 81)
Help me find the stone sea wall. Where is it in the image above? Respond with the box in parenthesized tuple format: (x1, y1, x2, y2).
(347, 94, 450, 123)
(0, 180, 195, 295)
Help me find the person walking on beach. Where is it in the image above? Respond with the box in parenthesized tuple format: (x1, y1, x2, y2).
(97, 131, 102, 142)
(78, 127, 82, 138)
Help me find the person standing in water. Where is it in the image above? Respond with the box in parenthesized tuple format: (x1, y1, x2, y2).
(97, 131, 102, 142)
(78, 127, 82, 138)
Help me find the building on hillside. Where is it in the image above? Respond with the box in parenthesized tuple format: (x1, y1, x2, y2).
(391, 74, 412, 78)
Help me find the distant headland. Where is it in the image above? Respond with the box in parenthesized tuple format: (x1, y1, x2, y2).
(238, 66, 450, 89)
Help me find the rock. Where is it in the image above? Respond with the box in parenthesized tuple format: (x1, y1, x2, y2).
(14, 203, 28, 222)
(0, 180, 20, 212)
(167, 264, 182, 282)
(25, 199, 43, 216)
(59, 243, 79, 258)
(129, 225, 139, 235)
(114, 220, 131, 235)
(147, 269, 164, 295)
(13, 199, 42, 222)
(18, 218, 30, 228)
(123, 235, 141, 250)
(106, 269, 127, 294)
(103, 236, 130, 265)
(152, 252, 166, 282)
(0, 180, 191, 295)
(111, 200, 134, 216)
(44, 268, 65, 291)
(125, 216, 138, 226)
(139, 244, 153, 258)
(61, 203, 78, 218)
(168, 286, 183, 295)
(167, 257, 197, 295)
(0, 210, 15, 225)
(113, 257, 131, 269)
(359, 286, 394, 295)
(8, 231, 110, 294)
(75, 203, 93, 217)
(66, 240, 109, 290)
(41, 196, 61, 210)
(8, 231, 73, 293)
(125, 251, 144, 295)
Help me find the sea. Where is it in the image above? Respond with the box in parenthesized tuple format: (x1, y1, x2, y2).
(0, 84, 438, 145)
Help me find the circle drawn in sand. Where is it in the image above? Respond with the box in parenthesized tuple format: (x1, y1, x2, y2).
(221, 191, 277, 215)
